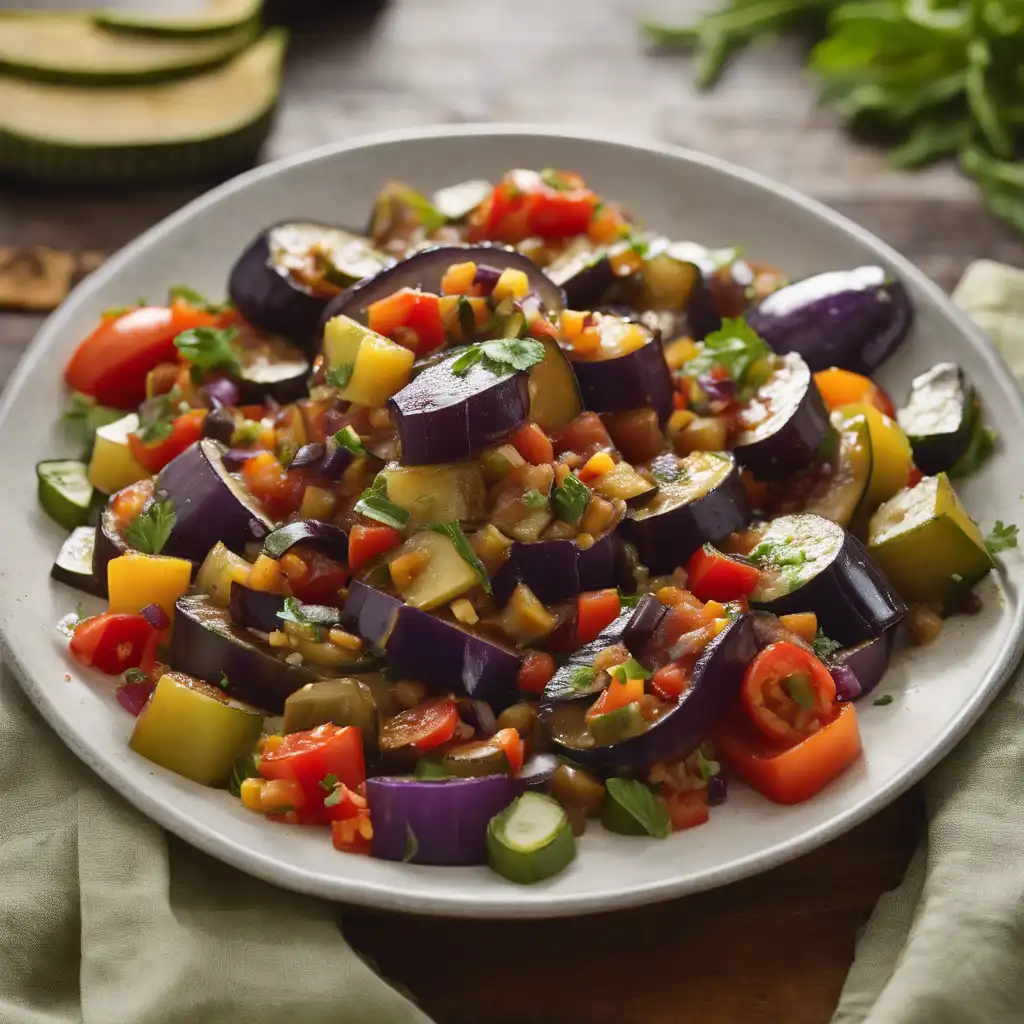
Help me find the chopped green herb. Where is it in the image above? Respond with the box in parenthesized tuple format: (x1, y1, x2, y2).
(694, 748, 721, 782)
(567, 666, 598, 692)
(325, 363, 354, 390)
(228, 753, 261, 798)
(521, 488, 549, 509)
(414, 758, 451, 780)
(402, 823, 420, 863)
(277, 598, 318, 637)
(123, 667, 149, 685)
(319, 773, 340, 793)
(232, 420, 261, 446)
(138, 419, 174, 444)
(450, 337, 545, 377)
(169, 284, 230, 313)
(617, 590, 641, 608)
(62, 392, 123, 453)
(424, 522, 491, 593)
(748, 538, 807, 570)
(123, 499, 176, 555)
(608, 658, 653, 684)
(604, 778, 671, 839)
(682, 317, 771, 394)
(102, 304, 132, 318)
(873, 695, 894, 707)
(457, 297, 477, 338)
(333, 425, 366, 456)
(217, 672, 229, 691)
(811, 629, 842, 661)
(985, 520, 1019, 556)
(552, 473, 591, 523)
(355, 474, 410, 531)
(323, 786, 342, 807)
(173, 326, 241, 379)
(784, 673, 816, 709)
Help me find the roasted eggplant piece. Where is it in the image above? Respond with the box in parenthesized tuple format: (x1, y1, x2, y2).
(229, 221, 390, 349)
(262, 520, 349, 562)
(748, 513, 905, 646)
(492, 531, 618, 607)
(733, 352, 830, 481)
(745, 265, 913, 374)
(803, 410, 872, 530)
(51, 526, 106, 598)
(92, 494, 133, 592)
(622, 451, 749, 574)
(344, 581, 522, 703)
(545, 237, 617, 309)
(897, 362, 977, 476)
(541, 614, 758, 775)
(234, 329, 311, 405)
(388, 352, 530, 466)
(831, 628, 896, 702)
(153, 439, 274, 563)
(228, 581, 285, 633)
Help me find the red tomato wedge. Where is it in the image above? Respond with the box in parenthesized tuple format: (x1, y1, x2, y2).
(516, 650, 556, 695)
(348, 523, 404, 571)
(379, 697, 459, 753)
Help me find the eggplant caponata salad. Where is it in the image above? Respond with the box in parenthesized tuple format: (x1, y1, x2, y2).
(42, 169, 1017, 881)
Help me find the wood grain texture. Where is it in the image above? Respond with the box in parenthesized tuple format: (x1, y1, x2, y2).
(0, 2, 1019, 1021)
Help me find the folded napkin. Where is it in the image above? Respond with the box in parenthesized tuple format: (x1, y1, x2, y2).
(833, 259, 1024, 1024)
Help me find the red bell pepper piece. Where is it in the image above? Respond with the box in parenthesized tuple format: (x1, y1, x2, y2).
(69, 613, 157, 675)
(510, 422, 554, 465)
(286, 550, 349, 606)
(686, 544, 761, 602)
(515, 650, 556, 695)
(663, 789, 710, 831)
(128, 408, 207, 474)
(366, 288, 446, 354)
(349, 522, 404, 571)
(575, 589, 621, 646)
(491, 728, 526, 774)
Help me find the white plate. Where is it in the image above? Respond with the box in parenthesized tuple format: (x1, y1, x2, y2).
(3, 126, 1023, 918)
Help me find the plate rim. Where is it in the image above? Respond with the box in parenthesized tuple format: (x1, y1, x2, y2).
(4, 122, 1023, 918)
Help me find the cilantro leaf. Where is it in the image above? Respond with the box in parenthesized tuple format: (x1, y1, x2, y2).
(323, 787, 342, 807)
(604, 778, 671, 839)
(682, 317, 771, 395)
(217, 672, 230, 691)
(811, 629, 843, 661)
(319, 773, 340, 792)
(450, 338, 545, 377)
(325, 363, 354, 390)
(123, 499, 176, 555)
(123, 667, 149, 685)
(228, 753, 261, 798)
(62, 392, 123, 453)
(424, 522, 491, 594)
(402, 823, 420, 863)
(355, 474, 410, 531)
(567, 666, 598, 692)
(174, 326, 241, 379)
(521, 488, 549, 509)
(985, 520, 1019, 556)
(552, 472, 591, 523)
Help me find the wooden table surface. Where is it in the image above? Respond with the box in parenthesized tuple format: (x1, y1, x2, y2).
(3, 2, 1022, 1021)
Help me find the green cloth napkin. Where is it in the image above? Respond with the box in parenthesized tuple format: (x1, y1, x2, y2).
(833, 259, 1024, 1024)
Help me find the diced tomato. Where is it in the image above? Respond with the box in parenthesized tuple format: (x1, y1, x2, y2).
(366, 288, 446, 354)
(686, 544, 761, 602)
(331, 797, 373, 854)
(492, 727, 526, 774)
(527, 314, 561, 341)
(241, 451, 305, 519)
(128, 409, 206, 473)
(64, 305, 216, 409)
(349, 522, 404, 571)
(813, 368, 896, 419)
(468, 170, 598, 244)
(259, 723, 366, 824)
(510, 422, 554, 465)
(379, 697, 459, 753)
(287, 549, 349, 606)
(741, 642, 837, 745)
(553, 412, 612, 459)
(516, 649, 556, 694)
(69, 613, 156, 675)
(575, 589, 621, 646)
(587, 202, 630, 245)
(664, 789, 710, 831)
(650, 663, 687, 702)
(714, 702, 861, 805)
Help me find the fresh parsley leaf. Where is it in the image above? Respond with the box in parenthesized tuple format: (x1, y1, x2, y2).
(521, 488, 549, 509)
(748, 538, 807, 570)
(138, 419, 174, 444)
(169, 284, 229, 314)
(123, 499, 176, 555)
(355, 474, 410, 531)
(174, 326, 241, 378)
(277, 597, 317, 629)
(232, 420, 261, 446)
(552, 472, 591, 523)
(217, 672, 229, 691)
(682, 317, 771, 394)
(325, 363, 354, 389)
(424, 523, 491, 594)
(811, 629, 842, 661)
(985, 520, 1019, 556)
(319, 773, 340, 792)
(450, 338, 545, 377)
(567, 666, 598, 692)
(123, 667, 149, 685)
(402, 823, 420, 863)
(333, 425, 366, 456)
(414, 759, 451, 780)
(604, 778, 671, 839)
(609, 658, 653, 684)
(873, 695, 894, 707)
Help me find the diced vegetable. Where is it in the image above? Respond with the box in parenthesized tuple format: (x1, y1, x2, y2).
(321, 315, 415, 406)
(70, 612, 156, 675)
(499, 583, 558, 644)
(686, 544, 759, 602)
(388, 529, 479, 610)
(383, 460, 485, 526)
(37, 459, 94, 530)
(107, 552, 193, 621)
(282, 678, 379, 747)
(88, 413, 150, 494)
(486, 792, 576, 883)
(194, 541, 253, 607)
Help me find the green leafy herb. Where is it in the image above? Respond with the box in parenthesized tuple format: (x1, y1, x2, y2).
(169, 284, 230, 314)
(136, 392, 186, 444)
(173, 326, 241, 379)
(873, 695, 894, 707)
(277, 597, 319, 631)
(319, 773, 339, 793)
(123, 667, 149, 685)
(402, 823, 420, 863)
(552, 472, 591, 523)
(414, 758, 452, 780)
(609, 658, 653, 684)
(567, 666, 598, 692)
(333, 425, 366, 456)
(694, 748, 721, 782)
(457, 297, 477, 338)
(425, 522, 491, 593)
(325, 363, 354, 390)
(617, 589, 641, 608)
(123, 499, 176, 555)
(323, 786, 343, 807)
(355, 474, 410, 531)
(217, 672, 229, 691)
(232, 420, 261, 446)
(682, 317, 771, 395)
(450, 337, 545, 377)
(604, 778, 671, 839)
(521, 488, 549, 509)
(62, 392, 123, 453)
(985, 520, 1019, 555)
(138, 419, 174, 444)
(228, 753, 261, 799)
(784, 673, 817, 709)
(811, 629, 842, 661)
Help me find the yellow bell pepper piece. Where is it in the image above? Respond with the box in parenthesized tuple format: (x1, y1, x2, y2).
(87, 413, 148, 494)
(839, 403, 913, 511)
(322, 314, 415, 407)
(107, 552, 192, 621)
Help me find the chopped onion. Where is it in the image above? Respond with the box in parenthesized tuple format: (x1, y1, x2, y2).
(473, 263, 503, 292)
(830, 662, 862, 702)
(140, 603, 170, 631)
(116, 680, 155, 717)
(202, 377, 241, 409)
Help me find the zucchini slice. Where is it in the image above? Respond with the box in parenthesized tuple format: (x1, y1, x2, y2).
(0, 13, 256, 84)
(96, 0, 262, 37)
(0, 30, 286, 185)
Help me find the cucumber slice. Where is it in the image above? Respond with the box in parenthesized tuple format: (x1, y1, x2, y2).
(0, 30, 285, 186)
(51, 525, 106, 598)
(0, 14, 256, 84)
(486, 793, 576, 884)
(96, 0, 262, 37)
(587, 702, 646, 746)
(37, 459, 94, 530)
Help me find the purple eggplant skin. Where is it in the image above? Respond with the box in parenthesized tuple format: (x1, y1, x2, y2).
(236, 350, 311, 406)
(289, 442, 326, 470)
(366, 775, 517, 866)
(545, 239, 617, 309)
(622, 452, 750, 575)
(622, 594, 668, 652)
(388, 356, 530, 467)
(745, 266, 914, 374)
(91, 498, 131, 595)
(153, 439, 275, 563)
(750, 515, 905, 647)
(320, 437, 355, 481)
(229, 581, 285, 634)
(512, 752, 560, 794)
(492, 532, 617, 607)
(229, 222, 390, 351)
(833, 628, 895, 701)
(262, 520, 349, 563)
(203, 407, 237, 446)
(344, 581, 522, 704)
(315, 244, 566, 344)
(570, 330, 675, 423)
(51, 526, 107, 599)
(170, 594, 380, 713)
(897, 362, 976, 476)
(732, 352, 830, 481)
(543, 614, 759, 776)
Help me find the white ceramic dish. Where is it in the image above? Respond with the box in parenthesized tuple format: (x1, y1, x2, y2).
(3, 126, 1022, 918)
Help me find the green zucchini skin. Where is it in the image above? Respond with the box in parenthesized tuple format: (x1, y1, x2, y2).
(95, 0, 262, 38)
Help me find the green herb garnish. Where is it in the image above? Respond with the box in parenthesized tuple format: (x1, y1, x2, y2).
(608, 658, 653, 684)
(811, 629, 842, 661)
(333, 425, 366, 456)
(450, 337, 545, 377)
(682, 317, 771, 396)
(604, 778, 671, 839)
(323, 787, 343, 807)
(873, 695, 894, 707)
(62, 392, 123, 454)
(402, 823, 420, 863)
(424, 522, 491, 593)
(123, 499, 176, 555)
(123, 667, 149, 685)
(617, 590, 640, 608)
(985, 520, 1019, 556)
(173, 326, 241, 379)
(552, 472, 591, 524)
(521, 488, 549, 509)
(355, 474, 410, 531)
(278, 597, 316, 628)
(325, 363, 354, 390)
(748, 538, 808, 570)
(319, 773, 339, 792)
(169, 284, 230, 313)
(540, 168, 575, 191)
(217, 672, 229, 691)
(567, 666, 598, 692)
(228, 753, 261, 799)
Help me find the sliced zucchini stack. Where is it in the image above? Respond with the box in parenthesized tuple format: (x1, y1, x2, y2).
(96, 0, 263, 37)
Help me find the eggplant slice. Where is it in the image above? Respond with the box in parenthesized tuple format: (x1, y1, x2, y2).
(52, 526, 106, 598)
(897, 362, 976, 476)
(492, 531, 617, 607)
